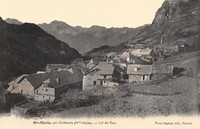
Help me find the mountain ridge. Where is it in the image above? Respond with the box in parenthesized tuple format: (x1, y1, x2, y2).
(3, 18, 148, 54)
(38, 21, 148, 54)
(0, 18, 81, 81)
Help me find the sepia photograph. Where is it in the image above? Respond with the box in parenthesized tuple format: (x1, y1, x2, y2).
(0, 0, 200, 128)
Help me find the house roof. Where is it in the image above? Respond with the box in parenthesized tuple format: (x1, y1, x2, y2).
(86, 59, 99, 69)
(96, 61, 115, 75)
(120, 51, 129, 59)
(85, 61, 115, 75)
(128, 56, 149, 64)
(36, 71, 46, 74)
(127, 64, 152, 75)
(9, 74, 29, 84)
(26, 67, 83, 89)
(106, 52, 118, 58)
(80, 66, 89, 74)
(46, 64, 69, 70)
(130, 48, 153, 56)
(157, 41, 186, 49)
(72, 58, 86, 67)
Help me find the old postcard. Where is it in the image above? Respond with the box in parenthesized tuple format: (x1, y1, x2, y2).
(0, 0, 200, 129)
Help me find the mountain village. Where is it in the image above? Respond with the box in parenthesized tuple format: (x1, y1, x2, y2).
(0, 0, 199, 117)
(1, 39, 191, 116)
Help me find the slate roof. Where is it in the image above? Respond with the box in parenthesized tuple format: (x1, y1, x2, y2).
(96, 61, 115, 75)
(128, 56, 149, 64)
(8, 74, 29, 85)
(72, 58, 86, 67)
(85, 61, 115, 75)
(127, 64, 152, 75)
(130, 48, 153, 56)
(26, 67, 83, 89)
(46, 64, 69, 70)
(86, 59, 99, 68)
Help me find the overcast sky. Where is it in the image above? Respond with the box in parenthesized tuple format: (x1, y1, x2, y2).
(0, 0, 164, 28)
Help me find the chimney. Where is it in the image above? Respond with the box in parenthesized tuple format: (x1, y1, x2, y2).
(56, 77, 60, 85)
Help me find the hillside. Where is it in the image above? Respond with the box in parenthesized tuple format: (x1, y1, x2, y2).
(86, 0, 200, 56)
(0, 17, 81, 81)
(130, 0, 200, 47)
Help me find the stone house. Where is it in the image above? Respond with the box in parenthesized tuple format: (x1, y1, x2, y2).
(121, 48, 155, 64)
(34, 67, 83, 102)
(7, 74, 38, 97)
(127, 63, 174, 84)
(82, 61, 115, 90)
(127, 64, 153, 83)
(7, 74, 29, 92)
(154, 41, 187, 55)
(7, 66, 83, 100)
(129, 48, 155, 59)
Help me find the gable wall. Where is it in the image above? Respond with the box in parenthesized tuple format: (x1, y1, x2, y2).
(9, 78, 34, 97)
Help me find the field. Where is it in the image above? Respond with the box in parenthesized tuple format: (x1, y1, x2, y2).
(51, 75, 197, 118)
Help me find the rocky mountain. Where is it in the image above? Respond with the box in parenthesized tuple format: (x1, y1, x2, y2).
(0, 17, 81, 81)
(38, 21, 148, 54)
(86, 0, 200, 56)
(130, 0, 200, 47)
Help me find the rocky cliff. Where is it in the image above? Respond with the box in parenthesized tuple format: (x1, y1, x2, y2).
(130, 0, 200, 47)
(86, 0, 200, 55)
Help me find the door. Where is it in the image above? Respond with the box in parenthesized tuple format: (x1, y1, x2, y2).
(100, 80, 103, 85)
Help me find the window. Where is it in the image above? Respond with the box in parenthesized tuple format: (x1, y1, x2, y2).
(21, 90, 23, 94)
(43, 96, 44, 98)
(134, 67, 138, 71)
(46, 89, 48, 92)
(100, 81, 103, 85)
(104, 81, 106, 83)
(35, 90, 38, 94)
(93, 81, 96, 85)
(49, 97, 51, 99)
(104, 75, 106, 79)
(142, 75, 145, 81)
